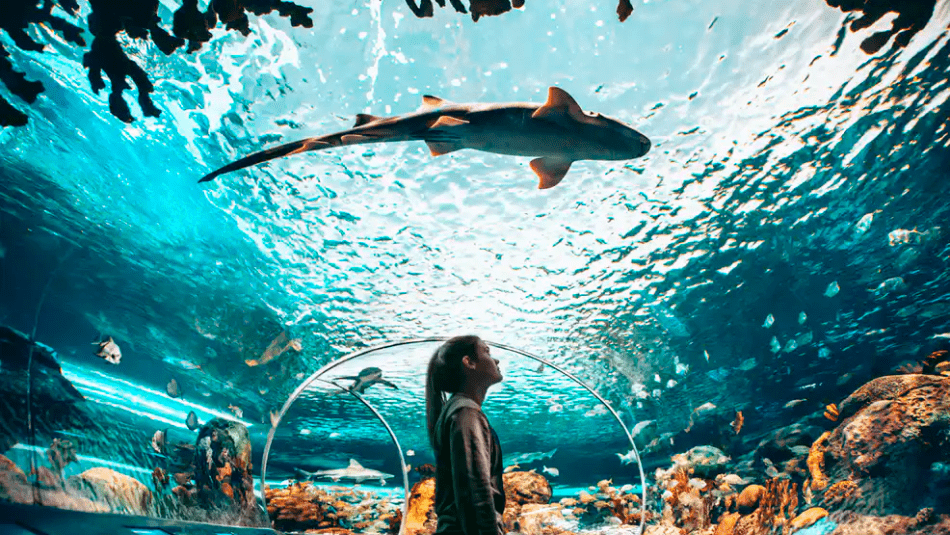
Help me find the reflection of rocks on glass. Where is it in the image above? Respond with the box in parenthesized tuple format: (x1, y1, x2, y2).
(825, 0, 936, 54)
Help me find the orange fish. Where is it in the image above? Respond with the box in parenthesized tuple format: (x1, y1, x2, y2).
(923, 349, 948, 374)
(730, 411, 744, 434)
(246, 331, 303, 367)
(824, 403, 839, 422)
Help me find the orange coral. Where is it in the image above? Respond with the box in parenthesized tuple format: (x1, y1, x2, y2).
(789, 507, 828, 531)
(822, 479, 858, 507)
(713, 512, 740, 535)
(736, 485, 765, 511)
(404, 478, 435, 535)
(760, 478, 798, 530)
(808, 432, 831, 491)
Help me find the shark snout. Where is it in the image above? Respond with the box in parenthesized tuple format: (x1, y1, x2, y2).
(638, 133, 651, 155)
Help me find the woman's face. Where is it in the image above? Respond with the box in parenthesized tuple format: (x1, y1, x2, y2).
(472, 340, 503, 385)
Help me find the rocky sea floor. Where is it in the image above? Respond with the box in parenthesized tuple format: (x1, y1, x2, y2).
(1, 323, 948, 534)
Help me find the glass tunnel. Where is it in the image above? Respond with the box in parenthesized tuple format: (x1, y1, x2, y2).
(261, 339, 647, 535)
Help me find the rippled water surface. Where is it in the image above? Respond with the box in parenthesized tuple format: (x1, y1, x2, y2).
(1, 0, 949, 529)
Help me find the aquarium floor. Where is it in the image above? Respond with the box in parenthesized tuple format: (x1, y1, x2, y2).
(0, 503, 281, 535)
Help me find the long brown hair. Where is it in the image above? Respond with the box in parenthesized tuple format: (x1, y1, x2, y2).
(425, 335, 481, 451)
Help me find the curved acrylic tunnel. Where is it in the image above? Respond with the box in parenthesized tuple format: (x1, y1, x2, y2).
(264, 338, 647, 534)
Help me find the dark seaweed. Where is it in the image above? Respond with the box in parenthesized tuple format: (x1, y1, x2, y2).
(1, 0, 313, 127)
(825, 0, 936, 54)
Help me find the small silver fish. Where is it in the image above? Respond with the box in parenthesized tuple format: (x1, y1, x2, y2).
(228, 404, 243, 418)
(542, 465, 559, 477)
(716, 474, 747, 486)
(269, 410, 280, 427)
(632, 420, 654, 437)
(406, 449, 415, 457)
(185, 411, 199, 431)
(94, 336, 122, 365)
(166, 378, 181, 398)
(836, 373, 854, 386)
(504, 464, 520, 473)
(784, 399, 807, 409)
(616, 448, 638, 465)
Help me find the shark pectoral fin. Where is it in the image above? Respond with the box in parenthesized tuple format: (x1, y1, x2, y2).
(426, 141, 462, 156)
(530, 158, 573, 189)
(341, 134, 368, 144)
(353, 114, 384, 127)
(431, 116, 469, 128)
(379, 379, 398, 389)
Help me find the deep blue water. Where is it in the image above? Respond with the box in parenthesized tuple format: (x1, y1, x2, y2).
(1, 0, 949, 530)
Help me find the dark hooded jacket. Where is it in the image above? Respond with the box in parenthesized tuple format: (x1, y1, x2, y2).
(433, 394, 505, 535)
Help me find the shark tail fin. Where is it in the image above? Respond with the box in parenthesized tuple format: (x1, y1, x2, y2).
(199, 137, 331, 182)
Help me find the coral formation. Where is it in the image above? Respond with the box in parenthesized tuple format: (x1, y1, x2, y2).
(193, 418, 260, 525)
(265, 482, 400, 533)
(827, 509, 950, 534)
(736, 485, 765, 513)
(404, 477, 436, 535)
(806, 432, 830, 492)
(836, 373, 946, 421)
(65, 467, 152, 515)
(819, 375, 950, 515)
(820, 480, 857, 509)
(788, 507, 827, 532)
(504, 470, 552, 506)
(672, 445, 731, 478)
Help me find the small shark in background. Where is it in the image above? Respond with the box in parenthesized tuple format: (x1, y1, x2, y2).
(199, 87, 651, 189)
(337, 367, 398, 394)
(295, 459, 394, 485)
(505, 448, 558, 466)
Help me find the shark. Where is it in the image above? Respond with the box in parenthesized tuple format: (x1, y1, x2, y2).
(199, 87, 651, 189)
(295, 459, 394, 485)
(337, 367, 398, 394)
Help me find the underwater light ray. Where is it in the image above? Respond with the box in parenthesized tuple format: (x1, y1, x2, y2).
(61, 364, 254, 428)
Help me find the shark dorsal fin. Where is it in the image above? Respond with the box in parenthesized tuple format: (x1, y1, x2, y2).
(353, 114, 383, 127)
(420, 95, 451, 111)
(348, 459, 363, 469)
(531, 87, 585, 124)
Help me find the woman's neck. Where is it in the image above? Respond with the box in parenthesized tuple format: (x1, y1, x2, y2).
(457, 384, 488, 406)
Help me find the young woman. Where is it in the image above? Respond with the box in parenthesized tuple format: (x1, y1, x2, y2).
(425, 335, 505, 535)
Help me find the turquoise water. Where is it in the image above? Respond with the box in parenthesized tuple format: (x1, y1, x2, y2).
(1, 0, 949, 532)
